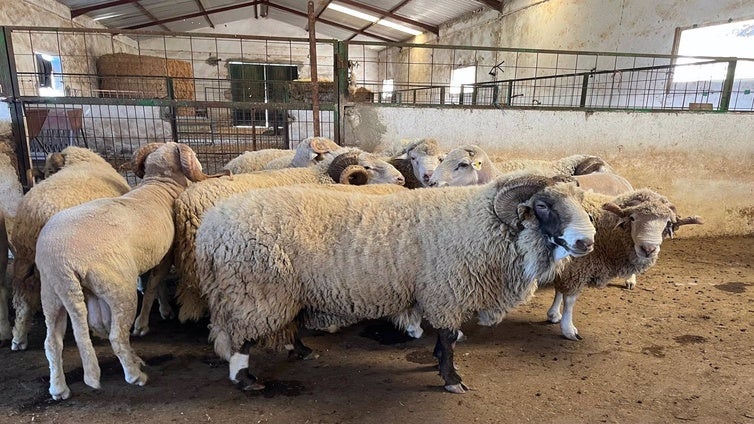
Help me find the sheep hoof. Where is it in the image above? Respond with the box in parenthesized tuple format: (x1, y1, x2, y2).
(237, 375, 265, 391)
(127, 371, 148, 386)
(84, 376, 101, 390)
(51, 387, 71, 401)
(132, 326, 150, 337)
(444, 383, 469, 394)
(11, 338, 27, 351)
(563, 333, 583, 341)
(455, 330, 467, 343)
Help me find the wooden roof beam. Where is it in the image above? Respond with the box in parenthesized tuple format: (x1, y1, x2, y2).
(335, 0, 438, 35)
(71, 0, 138, 18)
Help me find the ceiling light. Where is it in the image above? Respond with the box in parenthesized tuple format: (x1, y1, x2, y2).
(93, 13, 122, 21)
(327, 3, 422, 36)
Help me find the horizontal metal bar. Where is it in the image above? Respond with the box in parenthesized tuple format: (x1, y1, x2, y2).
(15, 96, 337, 110)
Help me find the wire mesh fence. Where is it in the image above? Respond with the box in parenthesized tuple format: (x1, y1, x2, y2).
(3, 26, 753, 185)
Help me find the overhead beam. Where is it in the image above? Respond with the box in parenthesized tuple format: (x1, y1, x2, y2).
(193, 0, 215, 29)
(132, 2, 171, 32)
(125, 1, 261, 30)
(476, 0, 503, 11)
(266, 2, 398, 43)
(346, 0, 412, 42)
(71, 0, 138, 18)
(335, 0, 438, 34)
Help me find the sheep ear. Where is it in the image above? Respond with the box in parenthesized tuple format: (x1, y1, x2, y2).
(493, 175, 553, 228)
(132, 142, 164, 179)
(339, 165, 369, 185)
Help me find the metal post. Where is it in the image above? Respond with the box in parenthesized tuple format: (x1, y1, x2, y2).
(0, 27, 32, 188)
(580, 74, 590, 108)
(719, 59, 737, 112)
(307, 1, 320, 137)
(335, 41, 348, 145)
(166, 77, 178, 143)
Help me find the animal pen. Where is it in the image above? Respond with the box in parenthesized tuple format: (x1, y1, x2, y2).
(1, 25, 753, 187)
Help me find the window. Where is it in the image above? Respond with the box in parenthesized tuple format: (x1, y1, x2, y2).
(674, 19, 754, 82)
(449, 66, 475, 103)
(228, 62, 298, 130)
(36, 53, 65, 96)
(381, 79, 394, 102)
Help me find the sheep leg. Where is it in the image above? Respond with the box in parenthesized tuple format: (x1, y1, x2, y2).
(625, 273, 637, 290)
(133, 254, 172, 336)
(560, 292, 582, 341)
(436, 329, 468, 394)
(287, 336, 318, 360)
(547, 291, 564, 323)
(42, 293, 70, 400)
(156, 280, 174, 320)
(0, 282, 11, 344)
(108, 285, 147, 386)
(230, 340, 264, 391)
(10, 263, 38, 351)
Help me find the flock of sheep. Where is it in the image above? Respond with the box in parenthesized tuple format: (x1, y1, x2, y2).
(0, 137, 703, 399)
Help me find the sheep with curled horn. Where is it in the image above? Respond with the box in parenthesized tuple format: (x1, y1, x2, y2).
(195, 174, 595, 394)
(223, 137, 341, 174)
(546, 184, 703, 340)
(428, 144, 612, 187)
(8, 146, 131, 351)
(173, 149, 405, 324)
(36, 142, 227, 400)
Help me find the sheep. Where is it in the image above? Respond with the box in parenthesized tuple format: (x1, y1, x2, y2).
(546, 184, 703, 340)
(428, 144, 611, 187)
(386, 138, 445, 189)
(36, 142, 227, 400)
(9, 146, 132, 351)
(222, 137, 341, 174)
(195, 174, 596, 393)
(173, 150, 406, 323)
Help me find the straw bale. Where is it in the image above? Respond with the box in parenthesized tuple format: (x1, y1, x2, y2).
(288, 80, 336, 103)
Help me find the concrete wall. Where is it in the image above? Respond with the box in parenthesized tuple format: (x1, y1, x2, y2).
(349, 105, 754, 237)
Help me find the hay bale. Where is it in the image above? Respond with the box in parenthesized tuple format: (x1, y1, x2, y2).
(97, 53, 195, 116)
(288, 81, 336, 103)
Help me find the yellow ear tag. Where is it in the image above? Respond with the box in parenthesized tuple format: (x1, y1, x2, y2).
(472, 161, 483, 171)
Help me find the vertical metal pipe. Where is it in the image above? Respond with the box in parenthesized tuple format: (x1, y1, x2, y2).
(719, 59, 737, 112)
(307, 1, 320, 137)
(0, 27, 32, 188)
(166, 77, 178, 143)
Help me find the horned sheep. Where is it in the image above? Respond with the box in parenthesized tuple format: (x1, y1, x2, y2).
(195, 175, 596, 393)
(546, 184, 703, 340)
(9, 146, 132, 351)
(36, 142, 226, 400)
(173, 150, 406, 323)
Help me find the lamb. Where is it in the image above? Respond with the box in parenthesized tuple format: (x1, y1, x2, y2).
(195, 174, 596, 393)
(9, 146, 132, 351)
(36, 142, 226, 400)
(173, 151, 406, 323)
(222, 137, 341, 173)
(546, 184, 703, 340)
(386, 138, 445, 188)
(428, 144, 611, 187)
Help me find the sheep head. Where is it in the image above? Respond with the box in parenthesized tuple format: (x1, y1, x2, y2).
(428, 144, 496, 187)
(602, 189, 703, 260)
(132, 143, 164, 179)
(133, 142, 229, 183)
(291, 137, 341, 167)
(327, 151, 405, 186)
(392, 138, 445, 187)
(43, 152, 66, 178)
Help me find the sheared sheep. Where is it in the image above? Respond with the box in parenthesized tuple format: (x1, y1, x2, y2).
(37, 142, 227, 400)
(386, 138, 445, 189)
(9, 146, 132, 351)
(222, 137, 341, 174)
(196, 174, 596, 393)
(428, 144, 611, 187)
(174, 150, 406, 323)
(546, 184, 703, 340)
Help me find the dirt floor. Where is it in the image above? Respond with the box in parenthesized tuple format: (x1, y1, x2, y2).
(0, 236, 752, 424)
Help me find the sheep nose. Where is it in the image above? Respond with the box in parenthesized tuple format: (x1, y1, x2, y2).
(422, 170, 433, 183)
(428, 180, 438, 187)
(641, 244, 658, 257)
(574, 238, 594, 253)
(396, 176, 406, 186)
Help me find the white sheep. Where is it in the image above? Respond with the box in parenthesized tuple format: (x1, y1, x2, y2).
(386, 138, 446, 189)
(36, 142, 226, 400)
(173, 150, 406, 323)
(222, 137, 341, 173)
(546, 184, 703, 340)
(196, 174, 596, 393)
(9, 146, 132, 351)
(428, 144, 612, 187)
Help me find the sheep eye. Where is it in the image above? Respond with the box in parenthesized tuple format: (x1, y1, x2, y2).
(456, 162, 469, 170)
(363, 165, 372, 170)
(588, 213, 595, 223)
(535, 202, 549, 211)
